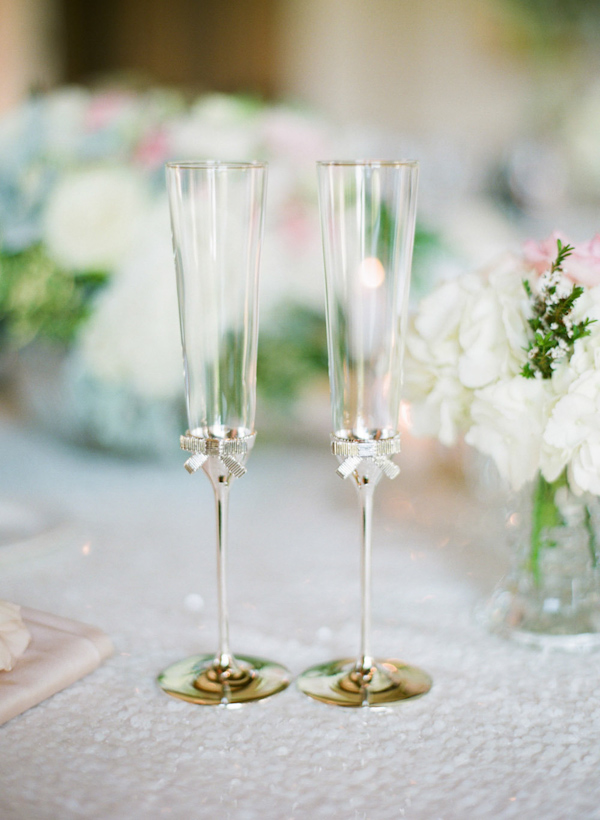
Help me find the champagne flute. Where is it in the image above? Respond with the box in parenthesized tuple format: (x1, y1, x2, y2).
(158, 160, 290, 705)
(298, 160, 432, 707)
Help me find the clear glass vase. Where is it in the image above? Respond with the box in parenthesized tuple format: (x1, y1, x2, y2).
(484, 471, 600, 651)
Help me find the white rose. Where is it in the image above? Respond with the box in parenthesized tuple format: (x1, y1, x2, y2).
(78, 197, 183, 399)
(544, 369, 600, 495)
(466, 377, 553, 491)
(43, 166, 147, 271)
(0, 601, 31, 672)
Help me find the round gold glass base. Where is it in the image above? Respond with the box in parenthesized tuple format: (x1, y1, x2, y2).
(158, 653, 291, 705)
(297, 658, 432, 707)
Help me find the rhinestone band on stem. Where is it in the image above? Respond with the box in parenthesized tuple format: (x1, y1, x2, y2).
(331, 435, 402, 480)
(180, 432, 256, 477)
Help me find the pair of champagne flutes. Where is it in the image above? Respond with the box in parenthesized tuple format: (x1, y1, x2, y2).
(158, 159, 432, 708)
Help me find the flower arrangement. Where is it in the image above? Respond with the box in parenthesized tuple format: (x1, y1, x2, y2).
(0, 87, 441, 452)
(405, 232, 600, 583)
(0, 88, 334, 400)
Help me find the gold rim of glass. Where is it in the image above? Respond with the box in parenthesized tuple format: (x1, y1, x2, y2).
(166, 160, 267, 170)
(316, 159, 418, 168)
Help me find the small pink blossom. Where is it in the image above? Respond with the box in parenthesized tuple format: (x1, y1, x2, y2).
(523, 232, 600, 287)
(567, 235, 600, 287)
(522, 231, 569, 275)
(134, 128, 169, 169)
(85, 92, 132, 132)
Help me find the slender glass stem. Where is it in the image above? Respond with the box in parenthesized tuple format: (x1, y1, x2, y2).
(354, 474, 376, 674)
(213, 475, 232, 670)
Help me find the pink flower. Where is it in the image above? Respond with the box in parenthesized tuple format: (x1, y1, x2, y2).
(134, 128, 169, 169)
(523, 232, 600, 287)
(567, 235, 600, 287)
(522, 231, 569, 275)
(85, 92, 132, 132)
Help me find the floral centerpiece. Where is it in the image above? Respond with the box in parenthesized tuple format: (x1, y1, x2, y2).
(405, 233, 600, 648)
(0, 86, 442, 453)
(0, 88, 334, 452)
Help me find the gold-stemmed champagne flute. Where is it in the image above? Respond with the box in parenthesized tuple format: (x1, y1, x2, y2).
(158, 160, 290, 705)
(297, 160, 432, 707)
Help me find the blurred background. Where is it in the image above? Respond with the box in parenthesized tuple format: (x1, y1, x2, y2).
(1, 0, 600, 456)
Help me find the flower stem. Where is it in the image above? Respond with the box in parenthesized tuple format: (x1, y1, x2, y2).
(584, 506, 598, 569)
(529, 473, 563, 586)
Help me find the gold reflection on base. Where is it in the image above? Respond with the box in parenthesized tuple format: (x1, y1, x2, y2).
(297, 658, 432, 707)
(158, 653, 290, 705)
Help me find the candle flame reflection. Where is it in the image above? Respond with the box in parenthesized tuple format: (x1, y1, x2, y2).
(358, 256, 385, 289)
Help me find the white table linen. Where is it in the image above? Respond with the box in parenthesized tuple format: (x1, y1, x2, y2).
(0, 416, 598, 819)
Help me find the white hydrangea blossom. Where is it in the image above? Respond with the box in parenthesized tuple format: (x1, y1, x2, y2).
(404, 254, 530, 447)
(403, 277, 470, 445)
(544, 369, 600, 495)
(78, 197, 183, 399)
(406, 242, 600, 493)
(466, 377, 557, 491)
(43, 166, 148, 272)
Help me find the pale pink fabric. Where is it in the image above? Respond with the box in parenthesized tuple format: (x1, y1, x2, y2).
(0, 607, 113, 725)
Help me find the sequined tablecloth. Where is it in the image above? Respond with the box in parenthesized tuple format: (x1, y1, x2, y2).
(0, 416, 599, 820)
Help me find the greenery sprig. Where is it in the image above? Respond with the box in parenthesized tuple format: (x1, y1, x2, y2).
(0, 246, 108, 347)
(521, 239, 594, 379)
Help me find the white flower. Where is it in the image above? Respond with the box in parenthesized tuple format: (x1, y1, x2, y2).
(544, 369, 600, 495)
(0, 601, 30, 672)
(404, 277, 469, 445)
(407, 234, 600, 496)
(571, 283, 600, 333)
(404, 366, 471, 446)
(78, 197, 183, 399)
(466, 377, 554, 491)
(43, 166, 148, 271)
(404, 255, 530, 445)
(457, 261, 528, 388)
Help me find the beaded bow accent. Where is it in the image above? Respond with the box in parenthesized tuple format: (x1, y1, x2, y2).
(331, 435, 401, 480)
(180, 432, 256, 478)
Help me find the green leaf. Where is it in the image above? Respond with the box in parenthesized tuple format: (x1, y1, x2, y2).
(0, 246, 109, 347)
(521, 239, 590, 379)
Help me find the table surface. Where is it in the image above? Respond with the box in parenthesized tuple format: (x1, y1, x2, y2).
(0, 413, 599, 820)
